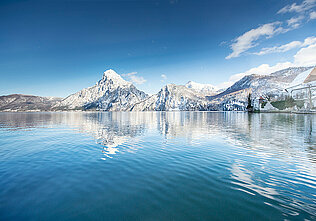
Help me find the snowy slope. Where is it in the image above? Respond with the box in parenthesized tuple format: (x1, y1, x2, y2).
(185, 81, 218, 96)
(54, 69, 148, 111)
(287, 68, 314, 89)
(2, 67, 314, 112)
(208, 67, 313, 110)
(0, 94, 62, 111)
(131, 84, 216, 111)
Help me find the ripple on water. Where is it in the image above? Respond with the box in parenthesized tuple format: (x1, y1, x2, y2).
(0, 112, 315, 220)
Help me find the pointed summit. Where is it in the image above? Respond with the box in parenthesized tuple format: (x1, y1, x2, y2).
(100, 69, 131, 86)
(55, 69, 147, 111)
(102, 69, 120, 79)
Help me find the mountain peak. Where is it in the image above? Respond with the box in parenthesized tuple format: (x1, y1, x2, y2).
(102, 69, 122, 80)
(100, 69, 131, 86)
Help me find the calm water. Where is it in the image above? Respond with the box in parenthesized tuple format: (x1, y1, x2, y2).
(0, 112, 315, 220)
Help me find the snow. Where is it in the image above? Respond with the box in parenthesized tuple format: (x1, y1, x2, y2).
(5, 66, 312, 112)
(131, 84, 211, 111)
(287, 68, 313, 89)
(185, 81, 218, 95)
(100, 69, 131, 87)
(54, 69, 147, 110)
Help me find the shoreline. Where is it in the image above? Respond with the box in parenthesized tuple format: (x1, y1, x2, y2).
(1, 110, 316, 114)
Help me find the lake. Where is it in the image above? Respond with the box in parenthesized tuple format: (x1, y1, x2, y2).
(0, 112, 315, 220)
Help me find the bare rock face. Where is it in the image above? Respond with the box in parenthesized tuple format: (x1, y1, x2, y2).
(53, 69, 148, 111)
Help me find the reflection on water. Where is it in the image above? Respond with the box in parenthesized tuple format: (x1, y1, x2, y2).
(1, 112, 314, 160)
(0, 112, 315, 220)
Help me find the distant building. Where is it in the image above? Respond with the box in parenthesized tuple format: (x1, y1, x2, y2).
(252, 96, 265, 110)
(286, 67, 316, 109)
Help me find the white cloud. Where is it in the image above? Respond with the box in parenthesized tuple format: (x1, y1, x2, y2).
(287, 16, 304, 25)
(130, 75, 146, 85)
(124, 72, 147, 85)
(224, 42, 316, 86)
(225, 1, 316, 59)
(278, 0, 316, 14)
(226, 22, 283, 59)
(254, 36, 316, 55)
(286, 15, 305, 29)
(254, 41, 302, 55)
(294, 43, 316, 66)
(302, 36, 316, 46)
(228, 62, 294, 83)
(310, 11, 316, 19)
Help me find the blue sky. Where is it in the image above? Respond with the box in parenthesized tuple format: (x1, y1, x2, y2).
(0, 0, 316, 97)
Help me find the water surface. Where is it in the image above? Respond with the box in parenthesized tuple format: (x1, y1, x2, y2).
(0, 112, 315, 220)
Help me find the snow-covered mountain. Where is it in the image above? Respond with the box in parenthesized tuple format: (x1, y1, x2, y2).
(185, 81, 218, 96)
(130, 84, 216, 111)
(217, 67, 312, 98)
(2, 67, 314, 112)
(0, 94, 62, 111)
(208, 67, 313, 110)
(54, 69, 148, 111)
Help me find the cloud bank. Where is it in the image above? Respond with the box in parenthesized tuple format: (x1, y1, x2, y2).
(226, 0, 316, 59)
(254, 36, 316, 55)
(225, 22, 283, 59)
(278, 0, 316, 14)
(221, 42, 316, 87)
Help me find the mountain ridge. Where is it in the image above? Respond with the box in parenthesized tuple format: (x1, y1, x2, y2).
(0, 94, 62, 111)
(0, 66, 314, 112)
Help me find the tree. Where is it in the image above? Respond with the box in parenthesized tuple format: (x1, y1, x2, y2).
(246, 93, 253, 111)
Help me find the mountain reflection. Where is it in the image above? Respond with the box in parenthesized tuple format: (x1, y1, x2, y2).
(0, 112, 315, 161)
(1, 112, 315, 219)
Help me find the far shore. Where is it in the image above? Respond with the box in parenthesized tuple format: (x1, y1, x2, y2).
(1, 110, 316, 114)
